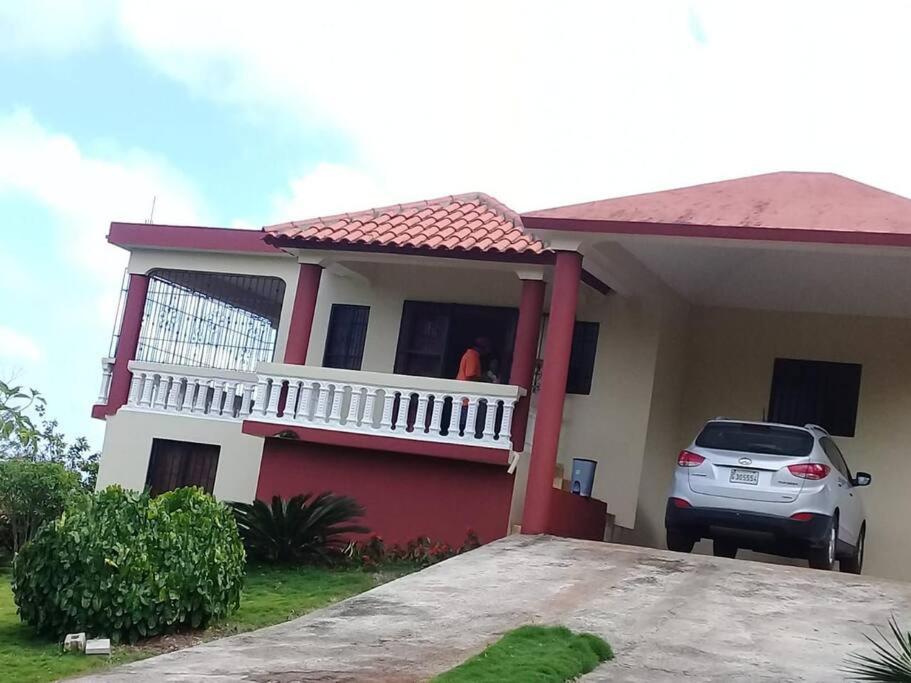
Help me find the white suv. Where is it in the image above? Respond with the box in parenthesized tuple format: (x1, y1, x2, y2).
(665, 419, 871, 573)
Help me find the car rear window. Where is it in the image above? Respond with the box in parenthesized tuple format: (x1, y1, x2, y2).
(695, 422, 814, 457)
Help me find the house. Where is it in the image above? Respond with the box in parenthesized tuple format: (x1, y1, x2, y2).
(93, 172, 911, 581)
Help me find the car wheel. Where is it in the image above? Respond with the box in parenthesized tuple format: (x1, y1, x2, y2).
(840, 525, 865, 575)
(666, 531, 696, 553)
(713, 539, 737, 559)
(808, 515, 838, 571)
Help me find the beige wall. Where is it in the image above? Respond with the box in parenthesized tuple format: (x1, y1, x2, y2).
(553, 293, 669, 528)
(306, 260, 523, 370)
(635, 305, 911, 581)
(632, 300, 691, 548)
(96, 410, 264, 502)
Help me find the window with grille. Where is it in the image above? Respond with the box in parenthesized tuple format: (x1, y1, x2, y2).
(768, 358, 862, 437)
(323, 304, 370, 370)
(136, 269, 285, 372)
(145, 439, 219, 496)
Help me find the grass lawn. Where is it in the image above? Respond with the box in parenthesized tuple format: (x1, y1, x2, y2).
(0, 564, 405, 683)
(433, 625, 613, 683)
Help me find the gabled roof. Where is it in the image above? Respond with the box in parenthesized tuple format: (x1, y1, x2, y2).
(264, 192, 545, 255)
(522, 172, 911, 246)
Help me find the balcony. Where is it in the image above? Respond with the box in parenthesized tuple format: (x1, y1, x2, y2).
(99, 359, 524, 452)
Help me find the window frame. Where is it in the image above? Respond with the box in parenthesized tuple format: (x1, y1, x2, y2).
(322, 303, 370, 371)
(767, 358, 862, 437)
(565, 320, 600, 395)
(145, 438, 220, 496)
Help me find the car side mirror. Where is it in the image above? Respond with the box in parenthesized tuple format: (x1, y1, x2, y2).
(852, 472, 872, 487)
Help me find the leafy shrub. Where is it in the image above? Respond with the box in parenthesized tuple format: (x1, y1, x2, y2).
(844, 615, 911, 681)
(347, 530, 481, 569)
(12, 485, 245, 641)
(232, 493, 368, 564)
(0, 459, 81, 553)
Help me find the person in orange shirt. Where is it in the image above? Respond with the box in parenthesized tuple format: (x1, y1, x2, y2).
(456, 337, 492, 437)
(456, 337, 491, 381)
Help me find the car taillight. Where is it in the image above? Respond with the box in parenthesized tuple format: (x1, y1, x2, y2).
(670, 497, 692, 509)
(790, 512, 815, 522)
(677, 450, 705, 467)
(787, 463, 831, 480)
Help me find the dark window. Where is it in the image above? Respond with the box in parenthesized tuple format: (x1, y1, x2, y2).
(820, 437, 852, 479)
(135, 269, 285, 372)
(768, 358, 862, 437)
(696, 421, 815, 457)
(394, 301, 518, 381)
(146, 439, 219, 496)
(566, 321, 600, 395)
(323, 304, 370, 370)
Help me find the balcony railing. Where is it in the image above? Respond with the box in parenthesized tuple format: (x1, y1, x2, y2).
(125, 361, 259, 420)
(104, 360, 524, 451)
(97, 357, 115, 405)
(252, 363, 523, 450)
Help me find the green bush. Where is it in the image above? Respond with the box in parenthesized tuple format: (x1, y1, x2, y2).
(0, 459, 81, 553)
(233, 493, 368, 564)
(12, 486, 245, 641)
(346, 531, 481, 569)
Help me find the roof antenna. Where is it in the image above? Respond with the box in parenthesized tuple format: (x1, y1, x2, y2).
(146, 196, 157, 224)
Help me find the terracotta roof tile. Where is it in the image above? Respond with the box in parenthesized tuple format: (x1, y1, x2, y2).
(264, 193, 546, 255)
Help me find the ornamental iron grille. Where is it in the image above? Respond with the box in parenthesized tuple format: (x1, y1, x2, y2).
(135, 269, 285, 372)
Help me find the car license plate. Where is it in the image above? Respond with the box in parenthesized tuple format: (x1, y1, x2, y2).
(729, 468, 759, 485)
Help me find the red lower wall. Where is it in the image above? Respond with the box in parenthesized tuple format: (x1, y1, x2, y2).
(546, 489, 607, 541)
(256, 438, 515, 547)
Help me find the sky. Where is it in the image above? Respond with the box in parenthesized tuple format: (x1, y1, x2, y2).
(3, 0, 911, 448)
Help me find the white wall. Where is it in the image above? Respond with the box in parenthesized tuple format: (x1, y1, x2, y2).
(96, 410, 264, 502)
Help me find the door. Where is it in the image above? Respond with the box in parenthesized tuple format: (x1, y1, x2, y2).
(820, 437, 862, 545)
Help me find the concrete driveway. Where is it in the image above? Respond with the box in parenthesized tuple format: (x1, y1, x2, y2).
(77, 535, 911, 682)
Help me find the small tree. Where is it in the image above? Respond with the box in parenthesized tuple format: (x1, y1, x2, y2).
(0, 460, 80, 553)
(0, 380, 44, 457)
(0, 382, 99, 490)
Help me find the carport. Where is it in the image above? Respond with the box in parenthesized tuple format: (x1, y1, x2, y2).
(521, 172, 911, 580)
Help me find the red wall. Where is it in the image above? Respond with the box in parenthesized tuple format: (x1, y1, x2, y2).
(546, 489, 607, 541)
(256, 438, 515, 547)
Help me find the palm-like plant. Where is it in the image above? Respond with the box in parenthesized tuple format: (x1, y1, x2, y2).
(232, 493, 368, 564)
(844, 616, 911, 682)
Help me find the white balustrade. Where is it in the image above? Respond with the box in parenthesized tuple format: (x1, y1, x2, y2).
(124, 361, 258, 420)
(105, 359, 526, 450)
(253, 363, 525, 450)
(96, 357, 115, 404)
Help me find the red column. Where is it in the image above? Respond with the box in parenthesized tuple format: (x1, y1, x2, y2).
(106, 273, 150, 414)
(284, 263, 323, 364)
(508, 278, 545, 451)
(521, 251, 582, 534)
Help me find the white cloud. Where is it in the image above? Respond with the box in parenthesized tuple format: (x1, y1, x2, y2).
(0, 0, 115, 56)
(107, 0, 911, 216)
(6, 1, 911, 218)
(270, 163, 394, 222)
(0, 327, 42, 363)
(0, 109, 206, 280)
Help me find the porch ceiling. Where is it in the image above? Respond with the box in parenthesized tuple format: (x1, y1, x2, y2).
(609, 235, 911, 318)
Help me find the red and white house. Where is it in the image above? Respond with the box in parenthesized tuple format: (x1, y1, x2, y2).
(93, 172, 911, 581)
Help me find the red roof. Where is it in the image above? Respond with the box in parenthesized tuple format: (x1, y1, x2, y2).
(522, 172, 911, 245)
(265, 192, 545, 255)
